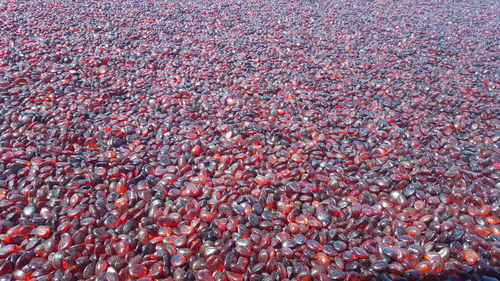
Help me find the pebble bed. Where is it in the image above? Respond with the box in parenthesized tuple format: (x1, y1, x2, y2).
(0, 0, 499, 280)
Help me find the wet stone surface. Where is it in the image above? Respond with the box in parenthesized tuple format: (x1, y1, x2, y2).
(0, 0, 499, 280)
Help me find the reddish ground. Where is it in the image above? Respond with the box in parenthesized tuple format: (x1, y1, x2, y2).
(0, 0, 499, 280)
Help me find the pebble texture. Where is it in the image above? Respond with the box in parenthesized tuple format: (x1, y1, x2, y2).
(0, 0, 499, 280)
